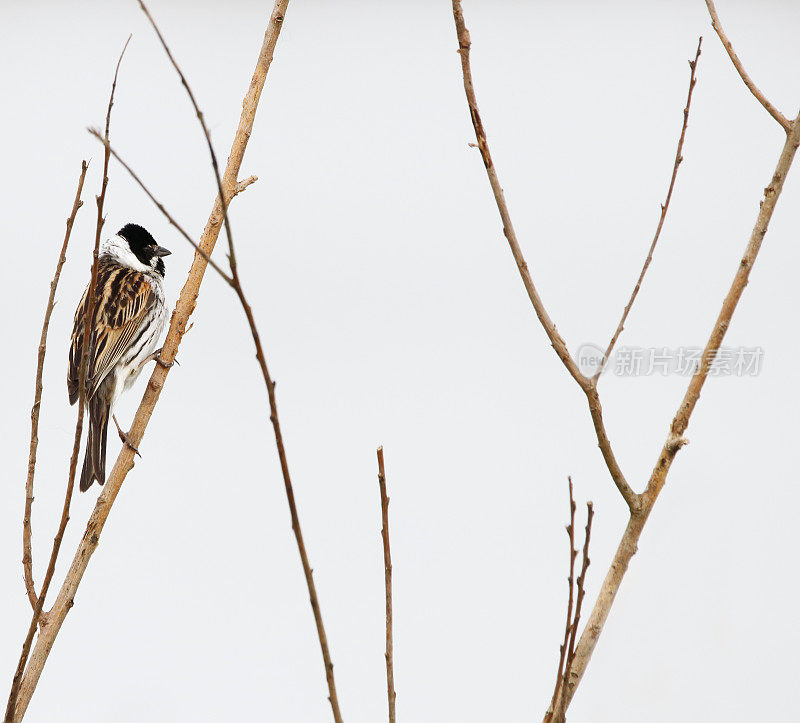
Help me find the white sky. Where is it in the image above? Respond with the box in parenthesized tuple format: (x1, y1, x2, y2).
(1, 1, 799, 721)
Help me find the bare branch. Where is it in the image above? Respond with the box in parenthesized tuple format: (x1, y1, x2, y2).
(22, 160, 89, 612)
(6, 37, 130, 722)
(231, 278, 345, 722)
(544, 484, 594, 723)
(11, 5, 291, 718)
(555, 108, 800, 714)
(136, 0, 239, 273)
(705, 0, 792, 133)
(450, 0, 586, 389)
(544, 504, 594, 723)
(136, 3, 343, 719)
(597, 38, 703, 379)
(377, 446, 396, 723)
(583, 388, 638, 511)
(544, 477, 577, 723)
(563, 502, 593, 694)
(87, 128, 234, 285)
(450, 2, 800, 715)
(450, 0, 639, 511)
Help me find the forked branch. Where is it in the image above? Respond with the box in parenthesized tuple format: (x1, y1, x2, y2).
(450, 0, 637, 511)
(450, 0, 800, 717)
(553, 104, 800, 721)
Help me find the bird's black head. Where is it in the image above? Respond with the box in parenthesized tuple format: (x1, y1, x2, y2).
(117, 223, 171, 277)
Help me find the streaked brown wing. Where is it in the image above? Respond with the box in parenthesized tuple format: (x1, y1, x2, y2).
(68, 263, 154, 404)
(68, 282, 91, 405)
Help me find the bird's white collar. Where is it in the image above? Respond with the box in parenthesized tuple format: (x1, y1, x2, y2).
(101, 234, 157, 274)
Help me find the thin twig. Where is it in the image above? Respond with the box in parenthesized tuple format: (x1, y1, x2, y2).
(705, 0, 792, 133)
(545, 477, 577, 723)
(87, 128, 234, 285)
(544, 500, 594, 723)
(233, 277, 346, 721)
(136, 3, 343, 719)
(11, 5, 291, 718)
(545, 485, 594, 723)
(559, 502, 593, 716)
(136, 0, 238, 272)
(22, 161, 89, 612)
(6, 38, 129, 723)
(450, 0, 638, 511)
(596, 38, 703, 380)
(450, 0, 586, 389)
(377, 446, 396, 723)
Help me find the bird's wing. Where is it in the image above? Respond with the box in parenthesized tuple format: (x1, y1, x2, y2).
(68, 264, 154, 404)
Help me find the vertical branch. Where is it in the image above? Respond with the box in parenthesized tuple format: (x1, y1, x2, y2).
(545, 485, 594, 723)
(566, 503, 593, 670)
(22, 160, 89, 611)
(544, 478, 577, 723)
(556, 502, 593, 722)
(6, 38, 129, 723)
(135, 3, 342, 720)
(11, 5, 291, 720)
(377, 447, 396, 723)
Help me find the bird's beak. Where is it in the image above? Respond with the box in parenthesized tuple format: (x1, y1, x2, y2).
(154, 246, 172, 258)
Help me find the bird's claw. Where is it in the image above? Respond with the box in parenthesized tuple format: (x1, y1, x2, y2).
(112, 415, 141, 457)
(155, 353, 178, 369)
(138, 347, 179, 371)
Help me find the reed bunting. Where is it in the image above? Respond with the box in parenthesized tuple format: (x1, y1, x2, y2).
(68, 223, 171, 491)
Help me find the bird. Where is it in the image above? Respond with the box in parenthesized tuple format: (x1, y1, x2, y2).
(68, 223, 171, 491)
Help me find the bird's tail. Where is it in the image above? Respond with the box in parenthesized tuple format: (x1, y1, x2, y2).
(80, 396, 109, 492)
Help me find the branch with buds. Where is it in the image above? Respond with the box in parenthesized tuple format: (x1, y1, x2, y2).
(544, 479, 594, 723)
(450, 0, 800, 718)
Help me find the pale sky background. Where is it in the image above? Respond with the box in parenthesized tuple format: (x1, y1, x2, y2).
(1, 1, 799, 721)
